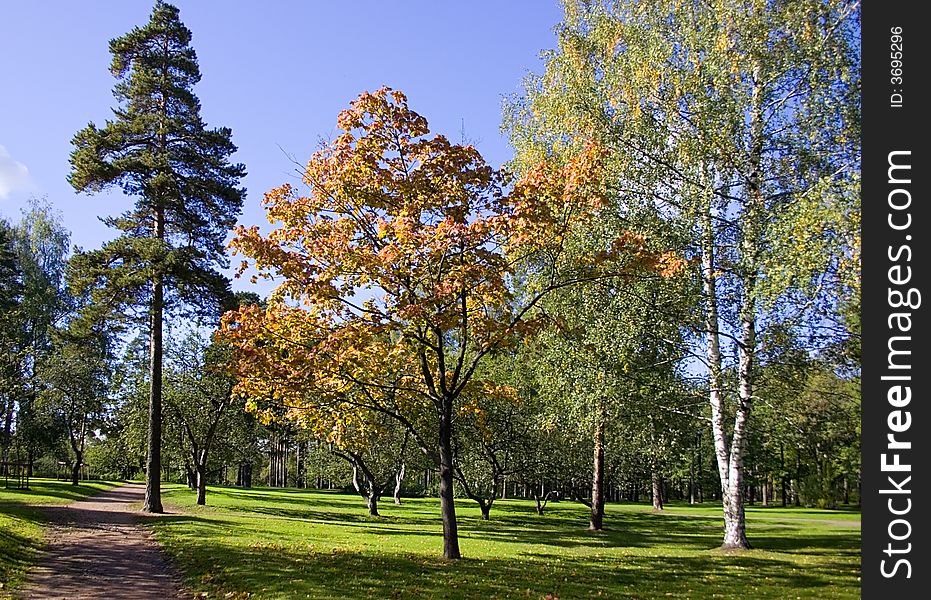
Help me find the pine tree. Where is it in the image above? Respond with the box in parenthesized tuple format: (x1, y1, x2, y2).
(68, 1, 245, 512)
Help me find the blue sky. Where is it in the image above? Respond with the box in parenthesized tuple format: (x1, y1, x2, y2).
(0, 1, 564, 291)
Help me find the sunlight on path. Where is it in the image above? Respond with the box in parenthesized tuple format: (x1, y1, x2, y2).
(21, 483, 186, 600)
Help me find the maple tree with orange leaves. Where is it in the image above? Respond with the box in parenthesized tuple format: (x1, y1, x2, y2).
(220, 87, 683, 559)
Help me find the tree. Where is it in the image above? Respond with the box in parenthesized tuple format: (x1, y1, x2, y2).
(0, 224, 21, 313)
(453, 382, 524, 521)
(506, 0, 859, 549)
(163, 330, 235, 505)
(0, 222, 25, 464)
(751, 342, 860, 508)
(68, 1, 245, 512)
(39, 321, 112, 485)
(519, 245, 694, 528)
(90, 335, 151, 481)
(487, 345, 577, 516)
(222, 88, 679, 559)
(0, 200, 71, 472)
(219, 406, 264, 489)
(327, 414, 410, 517)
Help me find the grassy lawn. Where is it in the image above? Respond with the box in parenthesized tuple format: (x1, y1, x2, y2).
(0, 478, 120, 595)
(145, 484, 860, 599)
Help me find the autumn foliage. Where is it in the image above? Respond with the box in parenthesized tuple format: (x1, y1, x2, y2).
(220, 87, 682, 558)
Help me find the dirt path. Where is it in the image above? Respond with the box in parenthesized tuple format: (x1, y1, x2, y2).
(20, 483, 187, 600)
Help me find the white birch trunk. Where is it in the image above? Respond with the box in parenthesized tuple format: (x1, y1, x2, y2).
(702, 190, 752, 550)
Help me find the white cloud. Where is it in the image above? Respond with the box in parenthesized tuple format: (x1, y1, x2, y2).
(0, 145, 34, 199)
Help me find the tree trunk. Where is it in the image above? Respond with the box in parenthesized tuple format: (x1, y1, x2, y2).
(722, 469, 749, 548)
(295, 441, 303, 489)
(196, 462, 207, 505)
(697, 431, 705, 504)
(730, 307, 756, 545)
(237, 463, 252, 488)
(394, 461, 405, 505)
(718, 303, 754, 549)
(689, 440, 696, 505)
(780, 443, 788, 507)
(719, 61, 766, 551)
(279, 437, 287, 486)
(702, 188, 751, 549)
(366, 492, 380, 517)
(534, 489, 554, 515)
(438, 398, 461, 559)
(2, 403, 13, 465)
(589, 398, 605, 531)
(651, 468, 664, 511)
(143, 269, 164, 513)
(347, 458, 382, 517)
(268, 439, 275, 487)
(71, 452, 83, 486)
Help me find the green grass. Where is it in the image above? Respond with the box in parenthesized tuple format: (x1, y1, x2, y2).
(0, 478, 120, 595)
(145, 484, 860, 599)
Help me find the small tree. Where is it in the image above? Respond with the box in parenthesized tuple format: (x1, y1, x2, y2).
(326, 413, 410, 517)
(40, 322, 112, 485)
(68, 1, 245, 512)
(453, 354, 537, 521)
(163, 330, 235, 505)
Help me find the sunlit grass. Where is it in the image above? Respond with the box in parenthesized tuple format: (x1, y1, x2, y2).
(146, 484, 860, 599)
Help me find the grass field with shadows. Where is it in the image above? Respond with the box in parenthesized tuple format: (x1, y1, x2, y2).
(146, 484, 860, 599)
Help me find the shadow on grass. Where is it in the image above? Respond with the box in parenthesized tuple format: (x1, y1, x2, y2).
(182, 487, 862, 555)
(467, 511, 860, 555)
(153, 498, 862, 560)
(148, 488, 861, 599)
(137, 513, 240, 532)
(208, 486, 362, 507)
(748, 531, 861, 555)
(0, 506, 45, 587)
(743, 504, 862, 516)
(160, 540, 859, 600)
(0, 479, 118, 506)
(175, 493, 668, 551)
(0, 504, 46, 526)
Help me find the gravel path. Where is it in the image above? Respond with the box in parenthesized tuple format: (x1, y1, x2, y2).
(20, 483, 187, 600)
